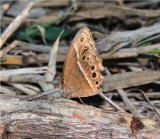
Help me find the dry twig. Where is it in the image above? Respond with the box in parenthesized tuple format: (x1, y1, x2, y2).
(0, 2, 34, 48)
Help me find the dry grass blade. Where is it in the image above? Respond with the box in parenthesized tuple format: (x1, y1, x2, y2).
(107, 91, 160, 100)
(10, 83, 37, 95)
(29, 50, 43, 67)
(0, 2, 35, 48)
(23, 84, 41, 92)
(37, 25, 47, 45)
(45, 31, 63, 82)
(6, 40, 52, 53)
(117, 89, 139, 114)
(139, 90, 160, 118)
(0, 86, 16, 95)
(40, 31, 63, 91)
(1, 67, 47, 77)
(1, 74, 45, 83)
(137, 43, 160, 54)
(0, 41, 19, 59)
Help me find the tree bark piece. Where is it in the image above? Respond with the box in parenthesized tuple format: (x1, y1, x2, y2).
(102, 70, 160, 92)
(0, 94, 159, 139)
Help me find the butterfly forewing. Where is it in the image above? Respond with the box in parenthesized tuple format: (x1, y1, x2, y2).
(61, 27, 104, 98)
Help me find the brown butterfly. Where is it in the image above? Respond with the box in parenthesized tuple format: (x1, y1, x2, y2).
(60, 27, 104, 98)
(24, 27, 104, 100)
(23, 27, 124, 112)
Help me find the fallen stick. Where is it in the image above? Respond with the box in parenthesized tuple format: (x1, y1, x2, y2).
(0, 2, 34, 48)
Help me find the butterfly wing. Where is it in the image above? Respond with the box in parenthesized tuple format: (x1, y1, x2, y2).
(61, 27, 104, 98)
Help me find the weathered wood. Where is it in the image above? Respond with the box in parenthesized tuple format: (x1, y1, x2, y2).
(96, 23, 160, 53)
(69, 3, 160, 21)
(3, 2, 160, 25)
(1, 70, 160, 95)
(102, 70, 160, 92)
(0, 94, 159, 139)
